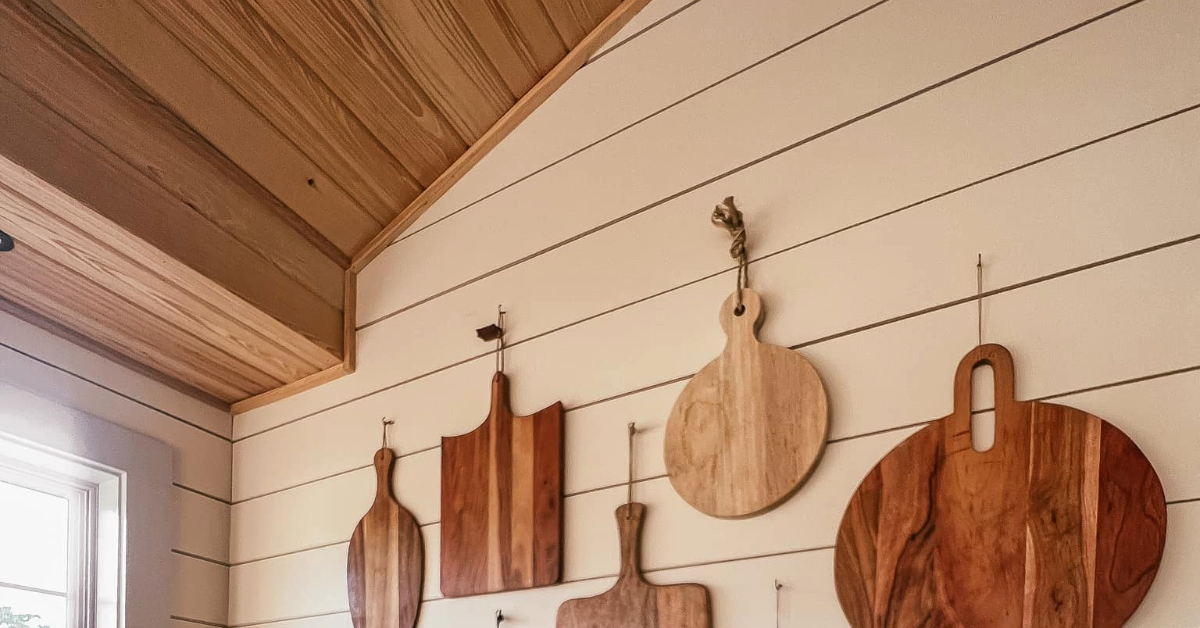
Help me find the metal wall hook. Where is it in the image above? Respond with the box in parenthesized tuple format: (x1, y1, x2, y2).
(476, 305, 506, 373)
(495, 609, 505, 626)
(381, 417, 395, 449)
(625, 422, 636, 518)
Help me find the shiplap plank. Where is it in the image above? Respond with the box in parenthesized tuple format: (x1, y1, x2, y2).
(0, 309, 231, 438)
(0, 0, 347, 305)
(133, 0, 423, 223)
(365, 0, 1174, 320)
(588, 0, 693, 59)
(0, 349, 233, 500)
(44, 0, 381, 255)
(176, 486, 231, 564)
(246, 0, 466, 186)
(174, 553, 229, 626)
(416, 0, 879, 232)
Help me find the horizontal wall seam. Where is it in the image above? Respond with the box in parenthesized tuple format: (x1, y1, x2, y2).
(172, 615, 229, 628)
(175, 482, 234, 506)
(390, 0, 892, 249)
(0, 340, 233, 442)
(365, 0, 1144, 328)
(586, 0, 706, 66)
(227, 365, 1198, 568)
(232, 491, 1196, 628)
(240, 97, 1197, 443)
(173, 548, 231, 568)
(233, 233, 1199, 467)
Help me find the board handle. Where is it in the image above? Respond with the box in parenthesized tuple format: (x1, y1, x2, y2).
(718, 289, 765, 339)
(373, 447, 396, 502)
(951, 343, 1017, 423)
(614, 503, 646, 581)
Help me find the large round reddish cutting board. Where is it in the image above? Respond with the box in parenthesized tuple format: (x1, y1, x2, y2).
(834, 344, 1166, 628)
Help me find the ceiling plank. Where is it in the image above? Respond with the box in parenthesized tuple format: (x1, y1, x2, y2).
(0, 74, 344, 361)
(0, 0, 347, 309)
(132, 0, 424, 223)
(351, 0, 655, 273)
(0, 296, 233, 410)
(446, 0, 569, 96)
(38, 0, 383, 256)
(247, 0, 468, 187)
(371, 0, 518, 142)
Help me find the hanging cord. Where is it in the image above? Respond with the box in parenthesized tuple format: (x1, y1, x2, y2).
(626, 422, 636, 519)
(775, 580, 784, 628)
(381, 417, 394, 449)
(711, 196, 749, 313)
(476, 306, 506, 373)
(976, 254, 983, 346)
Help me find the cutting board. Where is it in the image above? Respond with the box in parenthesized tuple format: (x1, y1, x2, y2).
(441, 371, 564, 597)
(556, 503, 711, 628)
(834, 344, 1167, 628)
(347, 447, 424, 628)
(664, 288, 828, 518)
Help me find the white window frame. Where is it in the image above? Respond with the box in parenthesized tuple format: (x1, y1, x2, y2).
(0, 382, 173, 628)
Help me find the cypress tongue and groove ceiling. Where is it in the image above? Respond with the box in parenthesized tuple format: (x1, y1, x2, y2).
(0, 0, 648, 407)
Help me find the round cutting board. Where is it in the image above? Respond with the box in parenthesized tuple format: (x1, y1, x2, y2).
(834, 344, 1167, 628)
(664, 289, 828, 518)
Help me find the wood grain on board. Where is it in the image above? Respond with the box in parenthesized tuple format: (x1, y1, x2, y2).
(441, 372, 564, 597)
(834, 344, 1167, 628)
(664, 289, 829, 518)
(556, 503, 712, 628)
(348, 447, 424, 628)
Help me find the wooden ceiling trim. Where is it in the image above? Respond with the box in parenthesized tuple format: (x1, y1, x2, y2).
(0, 152, 341, 380)
(0, 297, 232, 410)
(133, 0, 424, 224)
(40, 0, 383, 256)
(350, 0, 655, 274)
(371, 0, 517, 141)
(447, 0, 568, 96)
(246, 0, 468, 187)
(0, 248, 283, 400)
(0, 74, 344, 360)
(0, 0, 347, 308)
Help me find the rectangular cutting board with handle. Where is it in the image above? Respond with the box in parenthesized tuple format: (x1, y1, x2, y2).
(556, 503, 711, 628)
(440, 371, 564, 597)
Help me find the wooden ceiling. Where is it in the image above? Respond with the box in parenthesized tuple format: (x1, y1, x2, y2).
(0, 0, 648, 408)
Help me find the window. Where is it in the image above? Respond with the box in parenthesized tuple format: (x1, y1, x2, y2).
(0, 461, 95, 628)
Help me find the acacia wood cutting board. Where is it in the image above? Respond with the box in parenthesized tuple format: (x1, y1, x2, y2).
(441, 371, 564, 597)
(347, 447, 424, 628)
(834, 344, 1167, 628)
(664, 289, 828, 518)
(556, 503, 711, 628)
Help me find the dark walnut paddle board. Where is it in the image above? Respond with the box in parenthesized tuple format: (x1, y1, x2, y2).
(664, 289, 828, 518)
(834, 344, 1166, 628)
(557, 503, 711, 628)
(441, 371, 564, 597)
(347, 447, 424, 628)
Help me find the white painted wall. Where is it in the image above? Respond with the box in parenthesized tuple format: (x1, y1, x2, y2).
(230, 0, 1200, 626)
(0, 310, 232, 628)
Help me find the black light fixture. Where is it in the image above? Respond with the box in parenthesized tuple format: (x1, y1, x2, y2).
(0, 229, 13, 252)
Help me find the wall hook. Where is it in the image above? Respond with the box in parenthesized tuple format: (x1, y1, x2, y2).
(495, 609, 505, 626)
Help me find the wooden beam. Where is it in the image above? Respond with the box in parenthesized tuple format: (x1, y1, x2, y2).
(0, 296, 232, 411)
(350, 0, 654, 274)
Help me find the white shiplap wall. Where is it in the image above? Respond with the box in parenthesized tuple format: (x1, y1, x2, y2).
(230, 0, 1200, 626)
(0, 310, 232, 627)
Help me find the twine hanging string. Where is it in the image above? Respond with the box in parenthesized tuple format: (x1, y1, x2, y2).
(381, 417, 395, 449)
(711, 196, 749, 313)
(775, 580, 784, 628)
(976, 254, 983, 346)
(495, 306, 506, 373)
(626, 422, 636, 518)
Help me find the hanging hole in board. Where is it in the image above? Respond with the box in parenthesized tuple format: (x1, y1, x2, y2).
(969, 364, 996, 453)
(733, 304, 746, 317)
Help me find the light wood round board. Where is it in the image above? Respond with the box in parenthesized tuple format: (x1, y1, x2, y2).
(664, 289, 829, 519)
(834, 344, 1167, 628)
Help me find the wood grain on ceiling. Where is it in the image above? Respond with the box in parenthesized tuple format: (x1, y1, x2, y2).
(0, 0, 649, 407)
